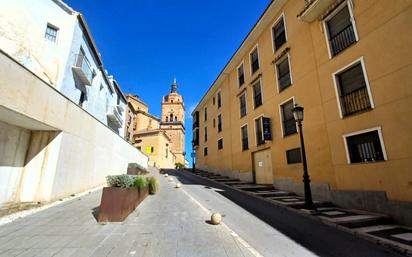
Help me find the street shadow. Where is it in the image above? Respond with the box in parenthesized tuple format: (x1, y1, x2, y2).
(91, 206, 99, 222)
(168, 169, 402, 257)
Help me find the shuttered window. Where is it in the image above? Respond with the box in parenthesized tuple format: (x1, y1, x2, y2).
(240, 93, 247, 117)
(241, 125, 249, 151)
(250, 48, 259, 74)
(204, 147, 208, 156)
(253, 81, 262, 108)
(273, 17, 286, 50)
(255, 117, 264, 146)
(326, 5, 356, 56)
(217, 138, 223, 150)
(277, 57, 291, 91)
(217, 114, 222, 132)
(281, 100, 296, 136)
(238, 64, 245, 87)
(336, 62, 371, 116)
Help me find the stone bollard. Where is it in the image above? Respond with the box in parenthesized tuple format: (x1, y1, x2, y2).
(210, 213, 222, 225)
(165, 174, 169, 177)
(175, 182, 182, 188)
(168, 177, 174, 182)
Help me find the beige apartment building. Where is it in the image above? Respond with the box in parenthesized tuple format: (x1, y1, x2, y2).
(192, 0, 412, 224)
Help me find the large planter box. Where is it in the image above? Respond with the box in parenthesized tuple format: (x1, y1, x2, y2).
(98, 187, 148, 223)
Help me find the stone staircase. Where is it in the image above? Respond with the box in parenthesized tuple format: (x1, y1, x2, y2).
(190, 169, 412, 256)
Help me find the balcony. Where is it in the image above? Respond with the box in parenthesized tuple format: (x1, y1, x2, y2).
(297, 0, 336, 22)
(72, 54, 94, 86)
(329, 24, 356, 56)
(107, 106, 123, 128)
(341, 87, 371, 117)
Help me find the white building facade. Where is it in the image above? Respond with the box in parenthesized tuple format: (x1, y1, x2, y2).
(0, 0, 147, 209)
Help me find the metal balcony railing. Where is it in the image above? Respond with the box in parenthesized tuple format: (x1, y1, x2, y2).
(107, 106, 123, 128)
(330, 24, 356, 56)
(341, 87, 371, 116)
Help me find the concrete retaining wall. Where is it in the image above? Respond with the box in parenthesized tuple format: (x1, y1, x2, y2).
(0, 50, 148, 207)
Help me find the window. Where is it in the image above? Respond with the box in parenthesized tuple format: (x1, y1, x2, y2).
(255, 117, 264, 146)
(252, 80, 262, 109)
(204, 107, 207, 121)
(204, 147, 208, 156)
(145, 146, 154, 154)
(213, 118, 216, 128)
(272, 16, 286, 50)
(286, 148, 302, 164)
(45, 24, 58, 42)
(166, 147, 168, 158)
(325, 3, 357, 57)
(241, 125, 249, 151)
(217, 92, 222, 108)
(239, 93, 247, 118)
(213, 97, 215, 105)
(281, 99, 297, 136)
(276, 56, 292, 91)
(238, 64, 245, 87)
(345, 129, 385, 163)
(217, 138, 223, 150)
(335, 61, 372, 117)
(250, 47, 260, 74)
(204, 127, 208, 142)
(217, 114, 222, 132)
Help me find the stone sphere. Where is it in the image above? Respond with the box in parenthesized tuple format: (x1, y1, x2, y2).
(168, 177, 174, 182)
(164, 174, 168, 177)
(210, 213, 222, 225)
(175, 182, 182, 188)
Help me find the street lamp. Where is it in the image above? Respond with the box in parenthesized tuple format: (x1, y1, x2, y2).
(292, 104, 316, 210)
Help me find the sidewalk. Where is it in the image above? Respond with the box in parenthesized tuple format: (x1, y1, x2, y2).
(0, 171, 261, 257)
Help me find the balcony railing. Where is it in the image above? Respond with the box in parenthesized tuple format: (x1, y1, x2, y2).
(330, 24, 356, 56)
(72, 54, 94, 85)
(107, 106, 123, 128)
(192, 119, 199, 130)
(341, 87, 371, 116)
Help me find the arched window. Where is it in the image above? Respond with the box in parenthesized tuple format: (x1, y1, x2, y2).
(175, 116, 177, 121)
(170, 113, 173, 121)
(166, 117, 169, 122)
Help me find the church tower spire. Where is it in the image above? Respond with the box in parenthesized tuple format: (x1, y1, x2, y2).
(171, 78, 177, 93)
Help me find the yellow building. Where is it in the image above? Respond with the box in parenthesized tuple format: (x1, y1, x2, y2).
(192, 0, 412, 224)
(160, 80, 186, 165)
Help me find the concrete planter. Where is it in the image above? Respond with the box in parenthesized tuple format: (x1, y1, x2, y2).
(98, 186, 148, 223)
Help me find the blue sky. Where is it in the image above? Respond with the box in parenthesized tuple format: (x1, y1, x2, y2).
(64, 0, 270, 164)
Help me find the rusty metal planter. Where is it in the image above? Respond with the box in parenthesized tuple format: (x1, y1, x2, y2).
(98, 186, 148, 223)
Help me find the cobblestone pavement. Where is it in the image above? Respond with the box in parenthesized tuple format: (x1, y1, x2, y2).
(0, 170, 318, 257)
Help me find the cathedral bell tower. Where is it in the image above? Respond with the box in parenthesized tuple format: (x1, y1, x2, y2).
(160, 79, 186, 164)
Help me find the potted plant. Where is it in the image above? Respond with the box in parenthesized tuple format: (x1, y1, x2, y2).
(98, 174, 149, 223)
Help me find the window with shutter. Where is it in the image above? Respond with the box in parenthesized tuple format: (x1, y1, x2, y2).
(286, 148, 302, 164)
(250, 48, 260, 74)
(238, 64, 245, 87)
(336, 62, 371, 116)
(277, 57, 291, 91)
(217, 138, 223, 150)
(273, 17, 286, 50)
(255, 117, 264, 146)
(281, 100, 297, 136)
(241, 125, 249, 150)
(240, 93, 247, 117)
(326, 4, 357, 56)
(253, 81, 262, 108)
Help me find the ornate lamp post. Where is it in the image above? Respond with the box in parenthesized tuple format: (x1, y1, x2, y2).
(292, 104, 316, 210)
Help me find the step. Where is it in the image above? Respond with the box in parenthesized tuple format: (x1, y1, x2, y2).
(235, 185, 275, 192)
(214, 178, 240, 182)
(254, 191, 296, 197)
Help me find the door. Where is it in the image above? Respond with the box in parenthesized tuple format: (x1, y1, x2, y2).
(253, 149, 273, 184)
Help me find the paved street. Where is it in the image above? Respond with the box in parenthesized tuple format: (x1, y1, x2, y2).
(0, 170, 318, 257)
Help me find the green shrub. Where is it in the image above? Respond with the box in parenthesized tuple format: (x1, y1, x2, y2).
(134, 176, 148, 189)
(106, 174, 135, 188)
(147, 176, 158, 195)
(175, 162, 185, 169)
